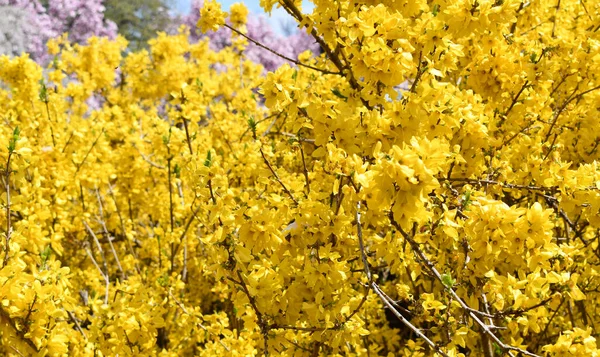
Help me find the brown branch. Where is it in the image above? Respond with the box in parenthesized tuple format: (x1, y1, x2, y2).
(494, 297, 553, 317)
(404, 51, 424, 102)
(75, 128, 104, 174)
(182, 117, 193, 155)
(388, 214, 541, 357)
(229, 271, 270, 356)
(497, 122, 537, 150)
(551, 0, 561, 38)
(2, 145, 15, 268)
(108, 184, 140, 274)
(95, 189, 124, 280)
(356, 202, 372, 283)
(224, 24, 339, 76)
(443, 177, 553, 192)
(171, 202, 203, 272)
(83, 222, 110, 305)
(259, 147, 298, 205)
(207, 179, 223, 227)
(532, 298, 565, 350)
(267, 131, 315, 143)
(66, 309, 87, 340)
(167, 157, 174, 233)
(138, 151, 165, 169)
(504, 80, 529, 118)
(354, 202, 450, 355)
(278, 0, 373, 110)
(544, 84, 600, 142)
(373, 282, 449, 356)
(10, 346, 25, 357)
(61, 131, 74, 153)
(239, 113, 280, 142)
(168, 290, 230, 351)
(0, 307, 40, 353)
(43, 99, 56, 147)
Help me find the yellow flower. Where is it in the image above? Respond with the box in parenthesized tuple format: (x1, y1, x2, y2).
(421, 293, 447, 312)
(229, 3, 248, 26)
(197, 0, 227, 33)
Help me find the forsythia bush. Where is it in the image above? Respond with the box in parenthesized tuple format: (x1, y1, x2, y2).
(1, 0, 600, 356)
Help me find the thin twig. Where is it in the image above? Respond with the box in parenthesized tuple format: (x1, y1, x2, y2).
(83, 221, 110, 305)
(239, 113, 279, 142)
(504, 80, 529, 118)
(373, 283, 449, 356)
(182, 116, 193, 155)
(108, 184, 140, 274)
(299, 140, 311, 195)
(278, 0, 373, 110)
(95, 189, 124, 280)
(544, 84, 600, 142)
(404, 51, 424, 101)
(62, 131, 74, 153)
(388, 214, 541, 357)
(230, 271, 270, 356)
(43, 99, 56, 147)
(552, 0, 561, 38)
(259, 147, 298, 205)
(0, 308, 40, 352)
(138, 151, 165, 169)
(66, 309, 87, 340)
(171, 203, 203, 269)
(75, 128, 104, 174)
(356, 202, 372, 282)
(168, 290, 230, 351)
(224, 24, 339, 76)
(355, 202, 449, 355)
(2, 144, 14, 267)
(9, 346, 25, 357)
(268, 131, 315, 143)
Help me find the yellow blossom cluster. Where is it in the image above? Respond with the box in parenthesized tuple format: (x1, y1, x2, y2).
(0, 0, 600, 356)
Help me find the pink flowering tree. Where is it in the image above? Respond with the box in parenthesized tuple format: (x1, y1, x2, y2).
(183, 0, 319, 72)
(0, 0, 116, 62)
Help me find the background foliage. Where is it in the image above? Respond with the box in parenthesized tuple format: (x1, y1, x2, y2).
(103, 0, 174, 51)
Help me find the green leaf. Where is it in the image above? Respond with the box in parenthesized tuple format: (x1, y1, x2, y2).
(157, 274, 169, 287)
(331, 88, 348, 100)
(432, 4, 440, 16)
(529, 52, 537, 63)
(441, 273, 455, 289)
(40, 246, 52, 270)
(38, 79, 48, 103)
(204, 150, 212, 167)
(493, 342, 503, 355)
(8, 126, 20, 153)
(461, 190, 472, 210)
(247, 116, 257, 138)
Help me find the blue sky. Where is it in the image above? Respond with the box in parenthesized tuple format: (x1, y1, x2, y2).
(173, 0, 313, 33)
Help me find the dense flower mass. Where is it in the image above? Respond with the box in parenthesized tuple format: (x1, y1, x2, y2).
(0, 0, 600, 356)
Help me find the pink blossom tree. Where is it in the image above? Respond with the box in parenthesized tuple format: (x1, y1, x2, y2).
(183, 0, 320, 72)
(0, 0, 117, 62)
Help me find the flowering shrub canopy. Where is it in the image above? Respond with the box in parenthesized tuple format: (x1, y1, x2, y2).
(0, 1, 600, 357)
